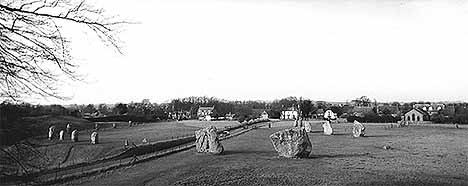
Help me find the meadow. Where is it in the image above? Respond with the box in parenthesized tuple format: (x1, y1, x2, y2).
(55, 121, 468, 186)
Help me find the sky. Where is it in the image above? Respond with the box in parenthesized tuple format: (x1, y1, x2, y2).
(38, 0, 468, 104)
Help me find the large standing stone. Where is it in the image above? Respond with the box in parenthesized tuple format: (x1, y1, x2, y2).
(90, 131, 98, 144)
(352, 120, 366, 137)
(322, 121, 333, 135)
(59, 130, 64, 141)
(71, 130, 78, 142)
(270, 127, 312, 158)
(48, 126, 56, 140)
(304, 122, 312, 133)
(195, 126, 224, 154)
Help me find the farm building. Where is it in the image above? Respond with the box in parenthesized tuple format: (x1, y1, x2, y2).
(252, 109, 273, 119)
(413, 103, 445, 116)
(197, 106, 214, 120)
(261, 111, 269, 119)
(403, 108, 429, 122)
(281, 108, 299, 120)
(311, 109, 324, 119)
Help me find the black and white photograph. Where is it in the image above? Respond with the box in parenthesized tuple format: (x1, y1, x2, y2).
(1, 0, 468, 185)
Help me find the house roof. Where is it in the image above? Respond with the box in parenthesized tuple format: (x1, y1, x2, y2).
(405, 108, 428, 116)
(198, 106, 214, 111)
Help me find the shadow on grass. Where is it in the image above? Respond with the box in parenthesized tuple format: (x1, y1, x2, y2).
(331, 133, 351, 136)
(307, 153, 370, 159)
(222, 150, 275, 156)
(364, 135, 393, 138)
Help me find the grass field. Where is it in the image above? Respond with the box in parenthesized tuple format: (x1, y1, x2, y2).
(1, 119, 241, 173)
(55, 121, 468, 186)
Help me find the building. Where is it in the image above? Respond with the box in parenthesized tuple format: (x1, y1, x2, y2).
(197, 106, 214, 120)
(350, 106, 374, 117)
(413, 103, 445, 116)
(261, 111, 269, 119)
(404, 108, 429, 122)
(225, 112, 235, 120)
(281, 108, 299, 120)
(311, 109, 324, 119)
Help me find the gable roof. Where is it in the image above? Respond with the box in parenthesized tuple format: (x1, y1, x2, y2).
(198, 106, 214, 111)
(405, 108, 428, 116)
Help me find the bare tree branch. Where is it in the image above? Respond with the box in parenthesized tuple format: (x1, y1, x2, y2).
(0, 0, 128, 100)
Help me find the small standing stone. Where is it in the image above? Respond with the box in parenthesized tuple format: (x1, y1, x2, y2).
(322, 121, 333, 135)
(128, 121, 132, 127)
(90, 131, 98, 144)
(352, 120, 366, 137)
(95, 123, 99, 130)
(48, 126, 56, 140)
(304, 122, 312, 133)
(112, 123, 117, 129)
(66, 123, 72, 134)
(142, 138, 148, 144)
(71, 130, 78, 142)
(59, 130, 65, 141)
(124, 139, 129, 146)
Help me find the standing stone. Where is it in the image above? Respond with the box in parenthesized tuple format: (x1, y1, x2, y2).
(142, 138, 148, 144)
(195, 126, 224, 154)
(294, 120, 298, 127)
(270, 127, 312, 158)
(124, 139, 129, 146)
(322, 121, 333, 135)
(128, 121, 132, 127)
(71, 130, 78, 142)
(304, 122, 312, 133)
(112, 123, 117, 129)
(298, 119, 303, 127)
(66, 123, 72, 134)
(352, 120, 366, 137)
(59, 130, 65, 141)
(94, 123, 99, 130)
(48, 126, 56, 140)
(90, 131, 98, 144)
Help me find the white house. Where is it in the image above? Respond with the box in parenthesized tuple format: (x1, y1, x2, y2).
(281, 110, 298, 120)
(261, 111, 269, 119)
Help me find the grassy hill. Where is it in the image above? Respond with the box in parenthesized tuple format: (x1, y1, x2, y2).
(1, 115, 94, 146)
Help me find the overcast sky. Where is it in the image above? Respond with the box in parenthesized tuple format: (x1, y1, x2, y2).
(39, 0, 468, 104)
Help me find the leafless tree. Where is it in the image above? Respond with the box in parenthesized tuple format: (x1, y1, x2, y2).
(0, 0, 127, 100)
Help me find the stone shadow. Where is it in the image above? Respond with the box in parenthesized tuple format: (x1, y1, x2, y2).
(307, 153, 371, 159)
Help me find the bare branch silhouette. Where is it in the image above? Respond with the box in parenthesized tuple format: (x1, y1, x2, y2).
(0, 0, 128, 100)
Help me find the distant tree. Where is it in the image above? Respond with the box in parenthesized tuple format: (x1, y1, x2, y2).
(97, 104, 110, 115)
(82, 104, 96, 114)
(113, 103, 128, 115)
(329, 106, 344, 117)
(0, 0, 127, 99)
(351, 96, 372, 107)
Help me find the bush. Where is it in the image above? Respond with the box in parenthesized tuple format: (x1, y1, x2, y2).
(431, 114, 468, 124)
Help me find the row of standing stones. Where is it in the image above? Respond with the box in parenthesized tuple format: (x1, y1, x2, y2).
(48, 124, 99, 144)
(270, 121, 366, 158)
(194, 120, 366, 158)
